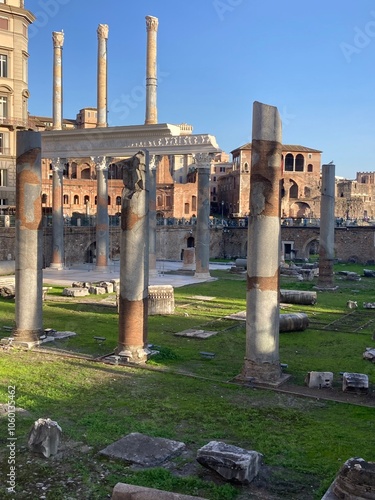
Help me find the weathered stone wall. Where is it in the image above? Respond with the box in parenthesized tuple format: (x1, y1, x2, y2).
(1, 225, 375, 265)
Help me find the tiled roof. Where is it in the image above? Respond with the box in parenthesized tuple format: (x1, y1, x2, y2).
(231, 143, 322, 154)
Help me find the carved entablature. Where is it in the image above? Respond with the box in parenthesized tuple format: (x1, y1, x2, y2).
(194, 152, 214, 169)
(97, 24, 109, 39)
(52, 31, 64, 49)
(50, 157, 64, 172)
(91, 156, 110, 171)
(145, 16, 158, 32)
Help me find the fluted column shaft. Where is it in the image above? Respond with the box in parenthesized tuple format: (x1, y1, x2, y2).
(52, 31, 64, 130)
(145, 16, 158, 125)
(92, 156, 109, 269)
(97, 24, 108, 128)
(14, 131, 43, 344)
(50, 158, 64, 269)
(194, 153, 212, 279)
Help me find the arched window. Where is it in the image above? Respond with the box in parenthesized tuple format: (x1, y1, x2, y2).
(285, 153, 294, 172)
(41, 193, 47, 204)
(307, 164, 313, 172)
(116, 196, 121, 206)
(243, 162, 249, 172)
(74, 195, 79, 205)
(295, 154, 304, 172)
(84, 195, 90, 204)
(289, 182, 298, 199)
(81, 167, 91, 179)
(108, 196, 111, 206)
(157, 195, 163, 207)
(63, 194, 69, 205)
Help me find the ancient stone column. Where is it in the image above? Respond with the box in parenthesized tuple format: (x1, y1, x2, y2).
(145, 16, 158, 125)
(50, 158, 64, 269)
(149, 155, 161, 277)
(116, 151, 150, 363)
(52, 31, 64, 131)
(14, 131, 43, 344)
(92, 156, 109, 269)
(97, 24, 108, 128)
(194, 153, 212, 279)
(317, 163, 336, 288)
(240, 101, 285, 385)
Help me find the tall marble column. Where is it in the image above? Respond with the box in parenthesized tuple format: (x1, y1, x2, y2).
(92, 156, 109, 269)
(240, 101, 286, 386)
(317, 163, 336, 289)
(116, 151, 150, 363)
(149, 154, 161, 277)
(97, 24, 108, 128)
(14, 131, 43, 345)
(194, 153, 213, 279)
(52, 31, 64, 131)
(145, 16, 158, 125)
(50, 157, 64, 269)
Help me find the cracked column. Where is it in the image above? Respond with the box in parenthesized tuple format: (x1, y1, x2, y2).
(149, 155, 161, 277)
(317, 163, 336, 289)
(194, 153, 212, 279)
(240, 101, 286, 386)
(14, 131, 43, 345)
(50, 158, 64, 269)
(145, 15, 158, 125)
(97, 24, 108, 128)
(116, 151, 150, 363)
(52, 31, 64, 130)
(92, 156, 109, 269)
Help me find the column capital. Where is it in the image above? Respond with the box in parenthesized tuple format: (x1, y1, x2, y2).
(145, 15, 158, 32)
(52, 31, 64, 49)
(50, 157, 65, 172)
(91, 156, 110, 171)
(149, 154, 162, 170)
(97, 23, 109, 40)
(194, 152, 214, 169)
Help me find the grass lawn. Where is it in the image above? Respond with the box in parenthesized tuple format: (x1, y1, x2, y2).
(0, 263, 375, 499)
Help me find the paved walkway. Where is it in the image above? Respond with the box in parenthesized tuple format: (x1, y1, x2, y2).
(0, 261, 232, 289)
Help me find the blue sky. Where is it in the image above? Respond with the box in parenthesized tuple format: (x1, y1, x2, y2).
(26, 0, 375, 179)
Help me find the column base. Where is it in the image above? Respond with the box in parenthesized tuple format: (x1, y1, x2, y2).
(235, 359, 290, 388)
(49, 263, 64, 270)
(194, 272, 211, 279)
(114, 345, 152, 364)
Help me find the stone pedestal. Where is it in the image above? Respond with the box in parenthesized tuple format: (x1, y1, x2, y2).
(148, 285, 174, 315)
(182, 247, 195, 270)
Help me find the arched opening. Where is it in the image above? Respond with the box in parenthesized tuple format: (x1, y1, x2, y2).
(63, 194, 69, 205)
(157, 195, 163, 207)
(86, 241, 96, 264)
(73, 195, 79, 205)
(307, 164, 313, 172)
(291, 201, 310, 218)
(81, 167, 91, 179)
(285, 153, 294, 172)
(187, 236, 194, 248)
(295, 154, 304, 172)
(192, 195, 197, 211)
(108, 196, 111, 206)
(84, 195, 90, 204)
(116, 196, 121, 206)
(289, 182, 298, 199)
(41, 193, 47, 204)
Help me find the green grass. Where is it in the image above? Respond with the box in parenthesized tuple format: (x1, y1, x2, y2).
(0, 264, 375, 499)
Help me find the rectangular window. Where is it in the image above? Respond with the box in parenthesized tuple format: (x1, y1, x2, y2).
(0, 132, 9, 154)
(0, 96, 8, 118)
(0, 198, 8, 205)
(0, 55, 7, 77)
(0, 168, 7, 186)
(0, 17, 9, 30)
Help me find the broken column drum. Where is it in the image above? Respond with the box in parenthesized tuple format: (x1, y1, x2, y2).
(242, 101, 283, 384)
(318, 163, 336, 288)
(52, 31, 64, 131)
(117, 152, 150, 362)
(194, 153, 213, 279)
(50, 157, 64, 269)
(14, 131, 43, 343)
(97, 24, 108, 128)
(145, 16, 158, 125)
(92, 156, 109, 269)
